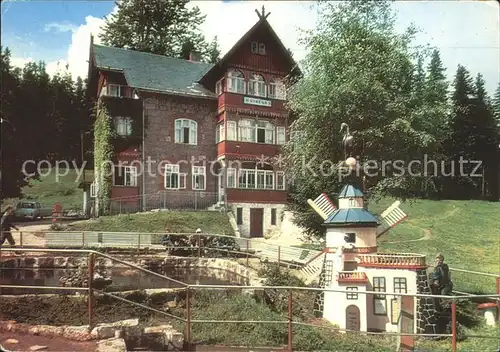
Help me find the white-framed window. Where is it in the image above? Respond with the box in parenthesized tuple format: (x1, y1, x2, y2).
(238, 169, 256, 188)
(256, 170, 274, 189)
(227, 121, 237, 141)
(115, 116, 132, 136)
(192, 166, 206, 190)
(227, 69, 246, 94)
(215, 80, 223, 95)
(227, 168, 236, 188)
(164, 164, 186, 189)
(346, 287, 358, 300)
(174, 119, 197, 145)
(113, 166, 137, 187)
(90, 182, 97, 198)
(107, 83, 124, 97)
(277, 126, 286, 145)
(276, 171, 285, 190)
(394, 278, 407, 294)
(251, 41, 258, 53)
(258, 43, 266, 55)
(216, 123, 225, 143)
(248, 73, 266, 97)
(269, 78, 286, 100)
(256, 120, 274, 144)
(238, 119, 256, 142)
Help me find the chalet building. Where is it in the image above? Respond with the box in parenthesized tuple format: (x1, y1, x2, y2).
(86, 9, 300, 237)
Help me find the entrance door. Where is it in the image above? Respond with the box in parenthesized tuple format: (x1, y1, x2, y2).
(345, 305, 360, 331)
(249, 208, 264, 237)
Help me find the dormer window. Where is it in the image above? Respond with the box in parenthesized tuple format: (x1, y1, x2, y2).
(258, 43, 266, 54)
(251, 41, 258, 53)
(251, 41, 266, 55)
(227, 69, 246, 94)
(248, 73, 266, 97)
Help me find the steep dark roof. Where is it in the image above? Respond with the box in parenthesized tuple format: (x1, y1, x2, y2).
(199, 16, 300, 84)
(91, 44, 216, 99)
(323, 208, 380, 227)
(338, 185, 364, 198)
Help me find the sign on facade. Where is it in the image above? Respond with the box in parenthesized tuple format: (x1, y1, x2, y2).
(345, 305, 360, 331)
(243, 96, 272, 107)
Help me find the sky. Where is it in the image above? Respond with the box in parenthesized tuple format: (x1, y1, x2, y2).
(1, 0, 499, 95)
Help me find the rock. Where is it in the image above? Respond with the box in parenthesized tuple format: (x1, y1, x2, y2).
(96, 338, 127, 352)
(29, 346, 48, 351)
(4, 339, 18, 344)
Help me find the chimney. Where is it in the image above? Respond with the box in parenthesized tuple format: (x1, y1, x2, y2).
(189, 51, 201, 62)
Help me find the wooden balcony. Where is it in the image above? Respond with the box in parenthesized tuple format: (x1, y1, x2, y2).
(357, 253, 427, 269)
(337, 271, 369, 283)
(217, 141, 281, 159)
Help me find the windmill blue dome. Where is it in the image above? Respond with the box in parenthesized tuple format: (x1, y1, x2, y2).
(338, 184, 364, 198)
(323, 208, 380, 228)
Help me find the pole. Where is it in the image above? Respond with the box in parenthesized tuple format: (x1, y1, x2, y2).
(287, 290, 293, 351)
(496, 277, 500, 324)
(88, 253, 95, 329)
(185, 287, 191, 348)
(277, 245, 281, 273)
(451, 300, 457, 352)
(81, 131, 85, 183)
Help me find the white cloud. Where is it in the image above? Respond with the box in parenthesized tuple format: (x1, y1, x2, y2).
(8, 0, 499, 94)
(43, 22, 78, 33)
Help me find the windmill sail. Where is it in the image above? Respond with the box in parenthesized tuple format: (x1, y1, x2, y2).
(376, 201, 408, 237)
(307, 193, 337, 220)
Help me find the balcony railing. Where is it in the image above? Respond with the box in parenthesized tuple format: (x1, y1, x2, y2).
(357, 253, 427, 268)
(337, 271, 368, 283)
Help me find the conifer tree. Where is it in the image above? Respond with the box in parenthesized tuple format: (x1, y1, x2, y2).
(99, 0, 219, 63)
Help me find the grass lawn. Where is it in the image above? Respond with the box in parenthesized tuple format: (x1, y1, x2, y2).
(1, 168, 90, 210)
(374, 198, 500, 294)
(67, 211, 234, 235)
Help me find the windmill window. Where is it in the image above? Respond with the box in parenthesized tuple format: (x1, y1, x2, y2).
(345, 233, 356, 243)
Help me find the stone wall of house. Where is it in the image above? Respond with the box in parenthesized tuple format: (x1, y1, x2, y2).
(142, 93, 218, 208)
(416, 268, 438, 334)
(229, 202, 285, 238)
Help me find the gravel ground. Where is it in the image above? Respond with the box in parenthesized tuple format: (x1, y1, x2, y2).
(1, 333, 97, 352)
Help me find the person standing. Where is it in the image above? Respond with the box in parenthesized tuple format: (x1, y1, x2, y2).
(0, 206, 20, 248)
(430, 253, 453, 310)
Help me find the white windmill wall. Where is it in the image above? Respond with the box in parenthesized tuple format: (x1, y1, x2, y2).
(323, 283, 368, 332)
(363, 268, 418, 333)
(325, 227, 378, 249)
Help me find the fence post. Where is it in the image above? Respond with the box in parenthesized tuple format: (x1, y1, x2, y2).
(277, 245, 281, 273)
(185, 287, 191, 348)
(288, 290, 293, 351)
(451, 300, 457, 352)
(82, 232, 85, 247)
(246, 239, 249, 267)
(19, 232, 23, 247)
(496, 277, 500, 324)
(197, 232, 201, 258)
(137, 234, 141, 256)
(88, 253, 95, 329)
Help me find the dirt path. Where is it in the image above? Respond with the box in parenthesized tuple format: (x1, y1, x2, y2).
(385, 228, 432, 244)
(1, 333, 97, 352)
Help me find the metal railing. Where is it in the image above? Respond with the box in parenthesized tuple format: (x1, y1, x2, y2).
(6, 231, 323, 270)
(1, 247, 500, 352)
(86, 191, 221, 216)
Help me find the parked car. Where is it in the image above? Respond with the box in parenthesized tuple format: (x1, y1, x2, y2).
(13, 201, 52, 220)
